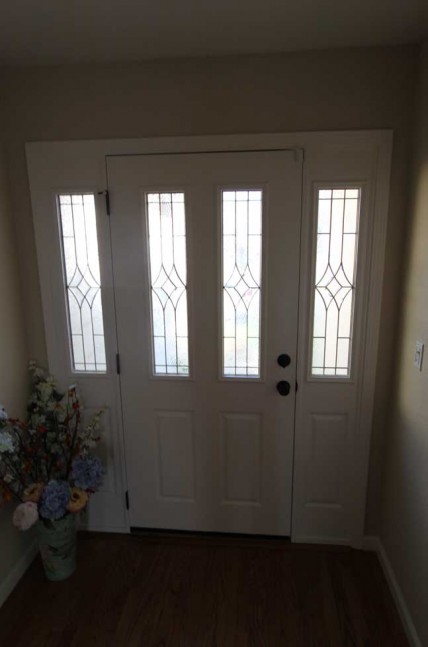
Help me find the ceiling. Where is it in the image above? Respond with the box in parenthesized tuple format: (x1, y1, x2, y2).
(0, 0, 426, 66)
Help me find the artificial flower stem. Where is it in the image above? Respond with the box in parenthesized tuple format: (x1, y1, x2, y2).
(67, 407, 80, 479)
(1, 479, 23, 503)
(1, 454, 28, 490)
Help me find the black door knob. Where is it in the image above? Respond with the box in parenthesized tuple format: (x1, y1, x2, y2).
(277, 354, 291, 368)
(276, 380, 291, 396)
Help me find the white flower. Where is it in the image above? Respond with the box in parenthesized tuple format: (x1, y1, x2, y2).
(12, 502, 39, 531)
(36, 382, 54, 402)
(0, 431, 14, 453)
(30, 366, 45, 380)
(0, 406, 8, 421)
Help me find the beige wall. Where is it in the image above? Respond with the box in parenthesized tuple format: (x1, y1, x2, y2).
(0, 146, 34, 585)
(380, 44, 428, 645)
(0, 45, 418, 534)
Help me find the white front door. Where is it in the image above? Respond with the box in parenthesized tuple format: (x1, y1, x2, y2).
(108, 150, 302, 535)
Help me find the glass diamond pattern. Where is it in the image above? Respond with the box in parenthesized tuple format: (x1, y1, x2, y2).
(311, 188, 361, 377)
(147, 192, 189, 376)
(58, 193, 106, 373)
(222, 190, 263, 378)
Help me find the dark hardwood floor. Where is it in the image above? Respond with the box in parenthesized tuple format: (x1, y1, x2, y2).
(0, 532, 408, 647)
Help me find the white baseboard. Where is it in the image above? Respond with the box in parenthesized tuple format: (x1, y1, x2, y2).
(361, 535, 380, 551)
(0, 540, 38, 608)
(83, 525, 130, 534)
(291, 535, 349, 546)
(363, 536, 422, 647)
(79, 520, 130, 534)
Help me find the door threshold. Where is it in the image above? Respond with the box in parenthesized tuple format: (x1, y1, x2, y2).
(130, 527, 291, 546)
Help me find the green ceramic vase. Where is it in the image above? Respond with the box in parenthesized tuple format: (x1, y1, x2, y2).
(37, 514, 77, 581)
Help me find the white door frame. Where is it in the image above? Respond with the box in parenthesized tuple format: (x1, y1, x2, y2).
(26, 130, 392, 546)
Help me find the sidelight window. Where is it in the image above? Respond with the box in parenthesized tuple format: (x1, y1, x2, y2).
(311, 187, 361, 377)
(58, 193, 106, 373)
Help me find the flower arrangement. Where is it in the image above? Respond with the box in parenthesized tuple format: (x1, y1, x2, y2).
(0, 362, 104, 531)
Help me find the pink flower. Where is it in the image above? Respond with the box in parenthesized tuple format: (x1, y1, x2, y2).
(12, 502, 39, 531)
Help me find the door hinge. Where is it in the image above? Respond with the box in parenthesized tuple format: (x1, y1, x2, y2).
(98, 189, 110, 216)
(295, 381, 299, 393)
(125, 490, 130, 510)
(116, 353, 121, 375)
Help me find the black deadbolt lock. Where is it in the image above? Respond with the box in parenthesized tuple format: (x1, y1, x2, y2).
(277, 354, 291, 368)
(276, 380, 291, 396)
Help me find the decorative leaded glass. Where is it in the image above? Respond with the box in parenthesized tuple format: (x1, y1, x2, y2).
(58, 194, 106, 373)
(311, 188, 361, 377)
(222, 190, 263, 378)
(146, 192, 190, 376)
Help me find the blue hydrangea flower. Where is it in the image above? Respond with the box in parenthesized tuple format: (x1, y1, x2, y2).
(71, 455, 104, 491)
(39, 480, 70, 520)
(0, 431, 14, 453)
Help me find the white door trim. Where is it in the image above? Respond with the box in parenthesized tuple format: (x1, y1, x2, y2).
(26, 130, 392, 544)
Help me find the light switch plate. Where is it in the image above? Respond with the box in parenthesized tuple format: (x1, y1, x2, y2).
(414, 341, 424, 371)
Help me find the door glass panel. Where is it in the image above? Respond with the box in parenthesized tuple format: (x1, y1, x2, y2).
(311, 187, 361, 377)
(221, 189, 263, 378)
(146, 192, 190, 376)
(58, 193, 106, 373)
